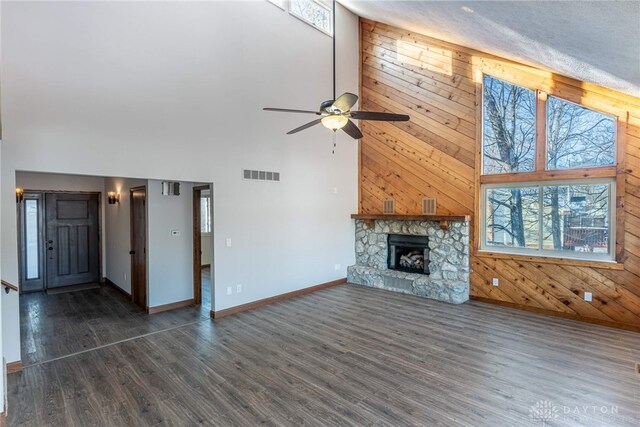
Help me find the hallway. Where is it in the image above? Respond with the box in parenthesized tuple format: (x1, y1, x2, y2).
(19, 270, 212, 367)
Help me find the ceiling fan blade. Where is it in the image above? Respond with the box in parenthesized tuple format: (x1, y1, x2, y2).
(264, 107, 321, 115)
(341, 119, 363, 139)
(332, 92, 359, 112)
(286, 118, 323, 135)
(350, 111, 410, 122)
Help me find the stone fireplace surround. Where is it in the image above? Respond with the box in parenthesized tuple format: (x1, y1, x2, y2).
(347, 218, 470, 304)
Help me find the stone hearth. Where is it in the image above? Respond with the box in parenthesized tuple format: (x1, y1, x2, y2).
(347, 219, 470, 304)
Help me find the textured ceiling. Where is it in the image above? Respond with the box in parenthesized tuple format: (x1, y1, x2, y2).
(339, 0, 640, 97)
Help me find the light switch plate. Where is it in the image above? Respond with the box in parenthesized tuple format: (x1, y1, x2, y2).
(584, 292, 593, 302)
(226, 238, 232, 247)
(492, 278, 499, 287)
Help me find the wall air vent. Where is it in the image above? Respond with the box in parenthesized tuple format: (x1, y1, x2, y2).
(383, 199, 395, 215)
(422, 198, 437, 215)
(242, 169, 280, 182)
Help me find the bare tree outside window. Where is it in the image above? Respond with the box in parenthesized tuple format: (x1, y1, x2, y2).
(546, 97, 615, 170)
(482, 75, 536, 247)
(481, 75, 615, 260)
(482, 75, 536, 175)
(486, 186, 539, 249)
(485, 183, 611, 256)
(545, 97, 614, 250)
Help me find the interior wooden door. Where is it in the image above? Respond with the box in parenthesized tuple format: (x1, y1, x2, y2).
(193, 186, 203, 305)
(130, 187, 147, 309)
(45, 193, 100, 288)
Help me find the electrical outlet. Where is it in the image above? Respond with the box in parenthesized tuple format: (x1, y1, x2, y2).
(334, 264, 341, 271)
(584, 292, 593, 302)
(236, 284, 242, 293)
(226, 286, 232, 295)
(492, 278, 499, 287)
(226, 238, 232, 247)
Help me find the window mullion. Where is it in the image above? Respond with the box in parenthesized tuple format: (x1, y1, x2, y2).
(538, 184, 544, 252)
(535, 91, 547, 172)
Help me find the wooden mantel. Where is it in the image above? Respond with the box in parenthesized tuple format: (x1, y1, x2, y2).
(350, 214, 471, 231)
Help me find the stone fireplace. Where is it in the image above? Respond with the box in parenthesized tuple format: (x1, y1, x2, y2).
(347, 217, 470, 304)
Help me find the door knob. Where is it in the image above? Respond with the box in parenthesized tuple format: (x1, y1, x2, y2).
(47, 240, 53, 244)
(48, 247, 53, 251)
(129, 250, 136, 255)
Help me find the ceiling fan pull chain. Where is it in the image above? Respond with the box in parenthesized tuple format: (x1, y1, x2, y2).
(332, 131, 337, 154)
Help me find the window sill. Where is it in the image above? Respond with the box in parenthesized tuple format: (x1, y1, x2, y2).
(473, 251, 625, 270)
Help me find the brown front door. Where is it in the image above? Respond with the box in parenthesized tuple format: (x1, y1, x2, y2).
(45, 193, 100, 288)
(130, 187, 147, 309)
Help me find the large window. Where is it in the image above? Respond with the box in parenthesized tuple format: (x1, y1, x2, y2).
(480, 75, 618, 262)
(482, 180, 614, 260)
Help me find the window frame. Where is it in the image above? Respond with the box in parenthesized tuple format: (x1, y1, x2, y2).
(480, 178, 616, 262)
(266, 0, 286, 11)
(477, 73, 622, 264)
(289, 0, 333, 37)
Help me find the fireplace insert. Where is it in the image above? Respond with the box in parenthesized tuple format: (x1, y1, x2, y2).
(388, 234, 430, 274)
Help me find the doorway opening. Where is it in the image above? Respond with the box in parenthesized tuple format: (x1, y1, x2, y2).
(193, 185, 213, 311)
(19, 191, 102, 292)
(15, 172, 214, 368)
(130, 186, 147, 310)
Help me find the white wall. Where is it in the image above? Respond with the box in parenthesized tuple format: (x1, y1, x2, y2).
(0, 141, 4, 410)
(0, 0, 359, 375)
(0, 0, 5, 409)
(104, 177, 146, 293)
(147, 180, 194, 308)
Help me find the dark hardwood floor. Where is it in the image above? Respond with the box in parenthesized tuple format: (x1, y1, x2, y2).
(9, 283, 640, 426)
(202, 266, 212, 311)
(20, 283, 210, 367)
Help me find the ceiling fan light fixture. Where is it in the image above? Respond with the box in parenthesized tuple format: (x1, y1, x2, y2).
(321, 114, 348, 131)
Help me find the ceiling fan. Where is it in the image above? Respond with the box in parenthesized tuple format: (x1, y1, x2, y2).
(263, 0, 409, 140)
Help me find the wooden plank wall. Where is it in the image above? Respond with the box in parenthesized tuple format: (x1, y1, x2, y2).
(359, 19, 640, 329)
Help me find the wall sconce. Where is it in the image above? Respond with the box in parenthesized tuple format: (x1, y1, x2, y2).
(107, 191, 120, 205)
(16, 188, 24, 204)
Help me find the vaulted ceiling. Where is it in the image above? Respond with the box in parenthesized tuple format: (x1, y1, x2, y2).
(340, 0, 640, 97)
